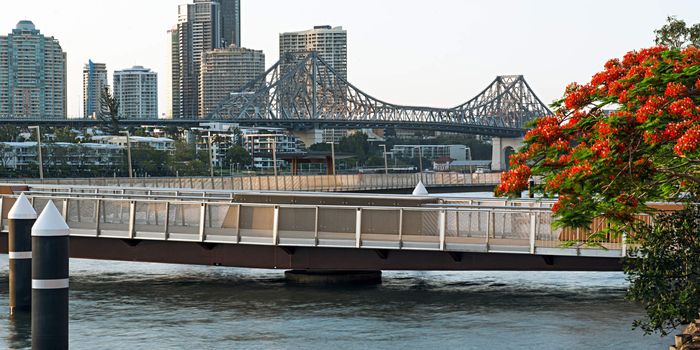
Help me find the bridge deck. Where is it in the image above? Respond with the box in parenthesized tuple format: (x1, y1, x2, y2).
(0, 185, 629, 271)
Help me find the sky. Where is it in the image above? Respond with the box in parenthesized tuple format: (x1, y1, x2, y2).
(2, 0, 700, 118)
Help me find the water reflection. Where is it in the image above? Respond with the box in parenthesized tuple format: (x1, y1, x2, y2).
(6, 312, 31, 350)
(0, 257, 675, 350)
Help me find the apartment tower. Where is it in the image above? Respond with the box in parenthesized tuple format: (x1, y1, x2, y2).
(0, 20, 66, 118)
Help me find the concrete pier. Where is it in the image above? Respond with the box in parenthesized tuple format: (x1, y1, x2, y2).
(285, 270, 382, 285)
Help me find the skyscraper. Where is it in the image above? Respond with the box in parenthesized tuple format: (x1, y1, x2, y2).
(113, 66, 158, 119)
(0, 20, 66, 119)
(199, 46, 264, 117)
(279, 25, 347, 79)
(171, 0, 221, 119)
(279, 25, 348, 143)
(83, 60, 108, 119)
(218, 0, 241, 47)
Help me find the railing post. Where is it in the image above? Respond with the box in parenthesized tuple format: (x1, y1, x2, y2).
(95, 199, 101, 237)
(486, 210, 494, 251)
(128, 201, 136, 239)
(314, 206, 319, 246)
(272, 206, 279, 245)
(198, 203, 207, 242)
(235, 205, 242, 244)
(164, 201, 170, 240)
(529, 212, 537, 254)
(439, 209, 446, 251)
(398, 208, 404, 249)
(621, 232, 627, 257)
(355, 208, 362, 248)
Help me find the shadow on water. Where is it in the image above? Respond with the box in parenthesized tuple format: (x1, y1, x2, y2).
(5, 312, 31, 350)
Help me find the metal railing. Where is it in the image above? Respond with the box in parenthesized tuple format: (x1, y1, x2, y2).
(0, 194, 627, 258)
(0, 172, 502, 192)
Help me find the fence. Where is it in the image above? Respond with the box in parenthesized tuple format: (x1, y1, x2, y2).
(0, 172, 502, 192)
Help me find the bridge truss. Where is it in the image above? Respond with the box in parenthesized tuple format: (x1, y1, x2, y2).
(211, 52, 552, 137)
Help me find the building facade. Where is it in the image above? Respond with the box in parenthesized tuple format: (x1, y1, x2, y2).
(391, 144, 469, 161)
(172, 0, 221, 119)
(199, 46, 264, 117)
(92, 135, 175, 153)
(82, 60, 108, 118)
(279, 25, 347, 79)
(0, 20, 66, 119)
(218, 0, 241, 47)
(0, 142, 123, 169)
(113, 66, 158, 119)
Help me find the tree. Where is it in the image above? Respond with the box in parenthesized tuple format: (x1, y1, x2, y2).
(223, 145, 251, 168)
(624, 204, 700, 336)
(99, 87, 120, 134)
(497, 46, 700, 229)
(496, 44, 700, 335)
(53, 127, 77, 143)
(655, 16, 700, 49)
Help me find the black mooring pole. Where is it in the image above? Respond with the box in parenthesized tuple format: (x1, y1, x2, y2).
(31, 201, 70, 350)
(8, 193, 37, 315)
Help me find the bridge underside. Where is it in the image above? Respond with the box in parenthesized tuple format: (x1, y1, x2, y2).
(0, 232, 621, 271)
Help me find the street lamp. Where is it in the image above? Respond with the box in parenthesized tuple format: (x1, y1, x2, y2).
(119, 131, 133, 178)
(244, 133, 282, 190)
(379, 144, 388, 175)
(28, 126, 43, 179)
(207, 131, 214, 177)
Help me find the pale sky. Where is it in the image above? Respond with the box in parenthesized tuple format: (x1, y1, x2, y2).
(2, 0, 699, 118)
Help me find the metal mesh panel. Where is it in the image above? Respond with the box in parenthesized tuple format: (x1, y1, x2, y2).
(168, 203, 201, 234)
(278, 207, 315, 233)
(401, 210, 439, 236)
(361, 209, 400, 235)
(66, 198, 97, 228)
(318, 208, 355, 233)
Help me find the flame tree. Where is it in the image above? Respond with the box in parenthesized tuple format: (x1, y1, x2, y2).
(496, 45, 700, 335)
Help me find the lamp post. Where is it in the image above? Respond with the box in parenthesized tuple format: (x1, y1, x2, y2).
(119, 131, 133, 178)
(415, 146, 424, 181)
(380, 144, 388, 174)
(207, 131, 214, 177)
(28, 126, 43, 179)
(326, 141, 338, 187)
(244, 133, 282, 190)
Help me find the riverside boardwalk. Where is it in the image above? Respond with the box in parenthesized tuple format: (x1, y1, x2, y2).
(0, 181, 639, 272)
(0, 172, 501, 193)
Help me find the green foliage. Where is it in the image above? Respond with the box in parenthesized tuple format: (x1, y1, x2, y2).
(655, 16, 700, 49)
(223, 145, 251, 167)
(624, 203, 700, 336)
(99, 87, 120, 134)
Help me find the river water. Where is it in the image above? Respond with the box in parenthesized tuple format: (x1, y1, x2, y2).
(0, 256, 672, 349)
(0, 192, 675, 349)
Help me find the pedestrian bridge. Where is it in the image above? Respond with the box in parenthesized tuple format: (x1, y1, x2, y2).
(0, 184, 638, 271)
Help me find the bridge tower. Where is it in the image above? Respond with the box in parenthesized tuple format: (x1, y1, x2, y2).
(491, 137, 524, 171)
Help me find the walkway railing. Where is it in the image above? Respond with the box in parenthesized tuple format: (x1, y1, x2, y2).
(0, 172, 501, 192)
(0, 194, 628, 259)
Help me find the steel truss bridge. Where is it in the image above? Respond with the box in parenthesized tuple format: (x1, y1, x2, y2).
(0, 53, 552, 137)
(210, 52, 552, 137)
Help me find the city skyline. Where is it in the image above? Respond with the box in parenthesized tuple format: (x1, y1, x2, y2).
(1, 0, 699, 118)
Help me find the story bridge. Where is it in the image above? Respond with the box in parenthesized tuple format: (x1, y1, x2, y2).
(0, 53, 552, 138)
(210, 52, 552, 137)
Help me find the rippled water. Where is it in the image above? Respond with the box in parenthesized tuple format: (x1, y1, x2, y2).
(0, 256, 673, 349)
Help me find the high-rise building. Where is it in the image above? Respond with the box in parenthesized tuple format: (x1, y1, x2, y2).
(279, 25, 348, 143)
(113, 66, 158, 119)
(199, 46, 264, 117)
(279, 25, 347, 79)
(0, 20, 66, 119)
(171, 0, 221, 119)
(218, 0, 241, 47)
(82, 60, 108, 119)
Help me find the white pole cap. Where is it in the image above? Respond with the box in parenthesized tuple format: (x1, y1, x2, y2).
(8, 193, 37, 220)
(412, 180, 429, 196)
(32, 201, 69, 237)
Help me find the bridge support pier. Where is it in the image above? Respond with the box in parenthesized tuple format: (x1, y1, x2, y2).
(284, 270, 382, 285)
(491, 137, 524, 171)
